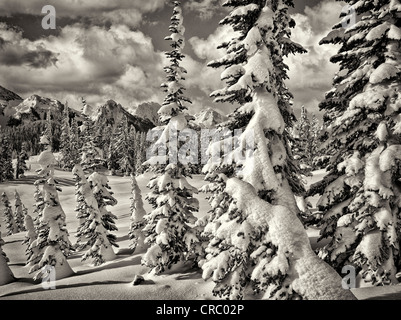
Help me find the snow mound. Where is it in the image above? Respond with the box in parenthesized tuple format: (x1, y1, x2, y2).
(369, 63, 399, 84)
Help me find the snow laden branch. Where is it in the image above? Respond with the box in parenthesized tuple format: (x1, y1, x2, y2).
(204, 178, 357, 300)
(311, 0, 401, 286)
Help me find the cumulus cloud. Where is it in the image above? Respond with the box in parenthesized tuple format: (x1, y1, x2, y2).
(304, 1, 345, 31)
(189, 25, 238, 61)
(0, 23, 58, 68)
(0, 23, 165, 109)
(184, 0, 226, 20)
(0, 0, 165, 29)
(187, 25, 242, 97)
(0, 0, 348, 119)
(285, 1, 345, 114)
(0, 0, 165, 16)
(184, 25, 242, 116)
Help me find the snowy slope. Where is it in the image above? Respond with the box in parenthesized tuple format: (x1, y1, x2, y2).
(1, 166, 401, 299)
(0, 85, 22, 103)
(0, 85, 23, 127)
(12, 95, 64, 122)
(0, 156, 213, 300)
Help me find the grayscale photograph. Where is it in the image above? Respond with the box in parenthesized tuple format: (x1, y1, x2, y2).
(0, 0, 400, 306)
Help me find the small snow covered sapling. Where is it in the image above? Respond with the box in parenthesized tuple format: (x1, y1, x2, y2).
(80, 113, 106, 173)
(59, 101, 76, 170)
(28, 138, 74, 280)
(14, 190, 26, 233)
(0, 227, 14, 285)
(1, 192, 18, 236)
(88, 172, 118, 234)
(290, 106, 315, 176)
(73, 164, 90, 251)
(22, 205, 38, 266)
(15, 142, 29, 179)
(73, 164, 118, 266)
(110, 116, 135, 176)
(135, 132, 147, 175)
(142, 163, 200, 273)
(128, 174, 147, 252)
(22, 210, 37, 246)
(0, 133, 14, 182)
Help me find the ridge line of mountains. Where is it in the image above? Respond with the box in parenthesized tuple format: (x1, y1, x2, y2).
(0, 85, 228, 131)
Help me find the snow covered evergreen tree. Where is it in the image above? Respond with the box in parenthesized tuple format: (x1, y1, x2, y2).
(87, 172, 119, 249)
(28, 135, 74, 280)
(15, 142, 29, 179)
(101, 124, 113, 167)
(310, 114, 324, 169)
(141, 1, 200, 273)
(129, 125, 139, 175)
(14, 190, 26, 233)
(0, 133, 14, 182)
(73, 164, 90, 251)
(112, 116, 135, 175)
(22, 209, 37, 245)
(73, 164, 117, 265)
(69, 117, 81, 164)
(0, 227, 14, 285)
(80, 114, 106, 172)
(291, 106, 315, 175)
(28, 183, 45, 268)
(128, 174, 147, 251)
(199, 0, 355, 300)
(107, 141, 119, 175)
(22, 205, 38, 266)
(32, 183, 45, 230)
(309, 0, 401, 286)
(43, 108, 53, 150)
(135, 131, 147, 175)
(2, 192, 17, 236)
(77, 107, 118, 260)
(59, 102, 75, 170)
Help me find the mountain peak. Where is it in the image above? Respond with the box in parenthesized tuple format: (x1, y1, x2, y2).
(14, 94, 64, 120)
(129, 101, 161, 126)
(0, 85, 23, 102)
(193, 107, 228, 129)
(94, 99, 154, 132)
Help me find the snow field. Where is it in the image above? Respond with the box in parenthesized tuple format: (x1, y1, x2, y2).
(1, 162, 401, 299)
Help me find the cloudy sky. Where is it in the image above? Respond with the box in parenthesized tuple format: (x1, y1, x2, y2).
(0, 0, 346, 117)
